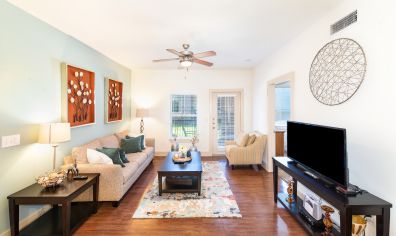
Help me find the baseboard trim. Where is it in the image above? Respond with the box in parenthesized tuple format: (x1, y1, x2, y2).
(0, 205, 51, 236)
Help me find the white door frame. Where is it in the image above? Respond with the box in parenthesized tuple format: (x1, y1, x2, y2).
(266, 72, 295, 172)
(209, 89, 244, 156)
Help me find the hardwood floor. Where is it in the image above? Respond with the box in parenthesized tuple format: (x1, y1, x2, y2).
(75, 156, 308, 236)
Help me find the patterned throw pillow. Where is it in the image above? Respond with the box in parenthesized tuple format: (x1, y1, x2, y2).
(246, 135, 256, 146)
(96, 148, 125, 167)
(103, 147, 129, 163)
(121, 136, 142, 154)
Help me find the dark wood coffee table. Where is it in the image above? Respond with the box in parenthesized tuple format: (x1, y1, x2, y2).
(7, 173, 99, 236)
(158, 151, 202, 196)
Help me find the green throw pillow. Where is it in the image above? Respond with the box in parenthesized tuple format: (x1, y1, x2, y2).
(126, 135, 145, 150)
(103, 147, 129, 163)
(121, 137, 142, 154)
(96, 148, 125, 167)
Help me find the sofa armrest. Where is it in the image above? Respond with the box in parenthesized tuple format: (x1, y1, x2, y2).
(77, 164, 124, 201)
(145, 138, 155, 148)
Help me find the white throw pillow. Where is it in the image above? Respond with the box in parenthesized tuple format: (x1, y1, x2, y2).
(87, 148, 113, 165)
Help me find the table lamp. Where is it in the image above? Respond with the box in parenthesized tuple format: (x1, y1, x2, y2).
(136, 108, 149, 133)
(38, 123, 71, 170)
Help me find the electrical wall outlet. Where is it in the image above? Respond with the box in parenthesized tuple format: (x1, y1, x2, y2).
(1, 134, 20, 148)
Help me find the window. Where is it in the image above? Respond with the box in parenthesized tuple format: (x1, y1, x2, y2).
(171, 95, 197, 138)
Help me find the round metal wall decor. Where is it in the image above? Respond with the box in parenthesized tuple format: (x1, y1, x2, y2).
(309, 38, 366, 106)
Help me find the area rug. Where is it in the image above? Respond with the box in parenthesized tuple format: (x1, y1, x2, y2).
(132, 161, 242, 218)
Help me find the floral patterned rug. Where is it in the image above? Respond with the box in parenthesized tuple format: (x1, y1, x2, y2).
(132, 161, 242, 218)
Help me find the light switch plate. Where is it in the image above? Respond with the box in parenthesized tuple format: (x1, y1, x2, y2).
(1, 134, 20, 148)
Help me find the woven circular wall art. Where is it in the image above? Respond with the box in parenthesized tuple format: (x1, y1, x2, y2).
(309, 38, 366, 106)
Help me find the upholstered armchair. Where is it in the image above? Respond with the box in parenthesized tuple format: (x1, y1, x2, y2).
(225, 133, 267, 169)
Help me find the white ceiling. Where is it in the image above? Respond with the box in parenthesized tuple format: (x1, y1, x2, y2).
(8, 0, 342, 69)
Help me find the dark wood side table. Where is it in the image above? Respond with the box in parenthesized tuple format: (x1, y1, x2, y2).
(158, 152, 202, 196)
(8, 173, 100, 236)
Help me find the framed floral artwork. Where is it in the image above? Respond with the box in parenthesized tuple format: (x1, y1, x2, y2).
(61, 63, 95, 127)
(105, 78, 123, 123)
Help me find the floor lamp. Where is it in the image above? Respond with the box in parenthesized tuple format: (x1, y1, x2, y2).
(38, 123, 71, 170)
(136, 108, 149, 133)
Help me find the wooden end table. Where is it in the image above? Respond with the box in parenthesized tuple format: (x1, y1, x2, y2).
(7, 173, 100, 236)
(158, 151, 202, 196)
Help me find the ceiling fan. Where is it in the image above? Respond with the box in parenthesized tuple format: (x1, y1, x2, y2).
(153, 44, 216, 68)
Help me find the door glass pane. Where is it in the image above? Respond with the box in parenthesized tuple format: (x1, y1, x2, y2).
(217, 96, 235, 149)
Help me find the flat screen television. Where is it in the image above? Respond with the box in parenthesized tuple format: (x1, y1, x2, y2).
(287, 121, 348, 188)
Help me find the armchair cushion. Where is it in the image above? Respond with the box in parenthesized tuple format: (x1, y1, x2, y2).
(236, 133, 249, 147)
(246, 135, 256, 146)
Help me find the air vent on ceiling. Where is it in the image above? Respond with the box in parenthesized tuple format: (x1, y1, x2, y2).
(330, 10, 357, 35)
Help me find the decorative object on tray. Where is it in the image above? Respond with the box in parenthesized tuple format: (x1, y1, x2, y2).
(321, 205, 335, 236)
(136, 108, 149, 133)
(172, 151, 192, 163)
(309, 38, 366, 106)
(170, 134, 179, 151)
(36, 169, 66, 189)
(189, 134, 198, 152)
(38, 123, 71, 170)
(352, 215, 367, 236)
(179, 145, 187, 157)
(286, 179, 295, 203)
(61, 63, 95, 127)
(105, 78, 123, 123)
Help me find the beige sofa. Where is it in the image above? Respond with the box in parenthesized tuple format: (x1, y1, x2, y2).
(225, 133, 267, 169)
(63, 130, 155, 207)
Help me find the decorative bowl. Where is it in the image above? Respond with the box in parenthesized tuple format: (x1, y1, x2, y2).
(36, 170, 66, 188)
(172, 154, 192, 163)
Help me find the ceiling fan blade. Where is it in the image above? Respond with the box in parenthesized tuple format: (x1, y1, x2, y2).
(166, 49, 183, 56)
(193, 58, 213, 67)
(152, 58, 179, 63)
(193, 51, 216, 58)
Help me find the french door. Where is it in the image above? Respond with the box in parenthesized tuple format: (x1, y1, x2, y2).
(210, 90, 243, 155)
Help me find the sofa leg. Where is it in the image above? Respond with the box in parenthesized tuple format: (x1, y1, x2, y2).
(252, 164, 259, 171)
(112, 201, 120, 208)
(231, 165, 234, 170)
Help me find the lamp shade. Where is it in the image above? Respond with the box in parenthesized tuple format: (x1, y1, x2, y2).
(136, 108, 149, 118)
(38, 123, 71, 144)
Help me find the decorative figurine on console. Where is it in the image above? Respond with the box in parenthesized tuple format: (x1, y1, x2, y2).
(286, 179, 295, 203)
(321, 205, 335, 236)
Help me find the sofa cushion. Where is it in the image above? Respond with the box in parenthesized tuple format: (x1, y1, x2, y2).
(72, 139, 102, 164)
(126, 152, 147, 166)
(142, 146, 154, 157)
(96, 148, 125, 167)
(236, 133, 249, 147)
(121, 162, 139, 184)
(115, 130, 129, 143)
(121, 137, 142, 153)
(99, 135, 119, 148)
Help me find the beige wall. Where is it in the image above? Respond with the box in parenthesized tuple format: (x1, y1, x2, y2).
(0, 2, 131, 234)
(131, 69, 253, 155)
(252, 0, 396, 234)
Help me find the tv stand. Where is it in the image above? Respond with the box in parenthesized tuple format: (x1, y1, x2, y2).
(303, 170, 319, 180)
(273, 157, 392, 236)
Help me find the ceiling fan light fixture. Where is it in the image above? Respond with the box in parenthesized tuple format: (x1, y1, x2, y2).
(180, 59, 193, 67)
